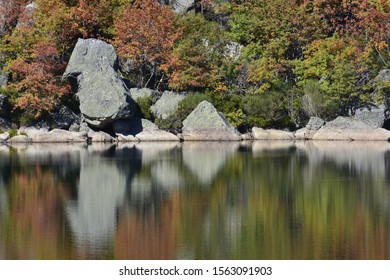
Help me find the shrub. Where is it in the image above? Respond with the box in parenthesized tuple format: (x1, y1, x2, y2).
(242, 91, 291, 129)
(135, 96, 154, 121)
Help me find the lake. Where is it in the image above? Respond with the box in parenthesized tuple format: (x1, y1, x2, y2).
(0, 141, 390, 260)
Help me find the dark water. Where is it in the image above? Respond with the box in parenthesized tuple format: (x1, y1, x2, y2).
(1, 141, 390, 260)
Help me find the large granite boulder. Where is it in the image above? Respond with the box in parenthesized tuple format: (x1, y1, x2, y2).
(312, 116, 390, 141)
(151, 91, 185, 120)
(63, 39, 135, 128)
(182, 101, 241, 141)
(113, 118, 179, 141)
(354, 104, 386, 128)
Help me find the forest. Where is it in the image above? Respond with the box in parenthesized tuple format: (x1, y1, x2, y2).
(0, 0, 389, 132)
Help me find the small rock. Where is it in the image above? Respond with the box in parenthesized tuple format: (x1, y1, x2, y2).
(7, 135, 32, 143)
(294, 128, 307, 140)
(0, 132, 10, 142)
(113, 118, 179, 141)
(171, 0, 194, 13)
(304, 117, 326, 139)
(117, 134, 139, 142)
(252, 128, 294, 140)
(241, 133, 253, 141)
(88, 130, 115, 143)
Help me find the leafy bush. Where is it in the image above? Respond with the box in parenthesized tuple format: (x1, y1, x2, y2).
(135, 96, 154, 121)
(242, 91, 292, 129)
(300, 79, 341, 120)
(8, 128, 18, 138)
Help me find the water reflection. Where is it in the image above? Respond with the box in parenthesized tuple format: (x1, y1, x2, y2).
(1, 141, 390, 259)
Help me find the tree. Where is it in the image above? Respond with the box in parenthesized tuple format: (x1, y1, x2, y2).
(168, 13, 230, 92)
(113, 0, 181, 89)
(6, 41, 70, 119)
(229, 0, 327, 94)
(295, 36, 364, 117)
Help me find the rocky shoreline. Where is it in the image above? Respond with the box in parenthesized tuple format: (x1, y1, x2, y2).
(1, 106, 390, 144)
(1, 38, 390, 144)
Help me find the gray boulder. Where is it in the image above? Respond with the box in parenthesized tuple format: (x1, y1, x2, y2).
(171, 0, 194, 13)
(7, 135, 32, 144)
(51, 105, 80, 129)
(19, 127, 87, 143)
(0, 132, 9, 142)
(113, 118, 179, 141)
(88, 130, 115, 143)
(182, 101, 241, 141)
(375, 69, 390, 82)
(252, 128, 294, 140)
(313, 116, 390, 141)
(301, 117, 326, 140)
(63, 39, 135, 128)
(151, 91, 185, 120)
(64, 38, 117, 75)
(0, 71, 7, 86)
(354, 104, 386, 129)
(129, 88, 160, 103)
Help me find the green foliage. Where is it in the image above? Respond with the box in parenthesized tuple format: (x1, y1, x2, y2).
(0, 0, 388, 130)
(295, 36, 366, 116)
(135, 96, 154, 121)
(169, 13, 235, 93)
(8, 128, 18, 138)
(300, 79, 341, 120)
(229, 0, 326, 94)
(242, 91, 291, 129)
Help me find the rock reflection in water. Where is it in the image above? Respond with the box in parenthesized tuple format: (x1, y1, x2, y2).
(0, 141, 390, 259)
(182, 142, 239, 185)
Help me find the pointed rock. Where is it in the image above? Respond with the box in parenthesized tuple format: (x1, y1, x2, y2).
(182, 101, 241, 141)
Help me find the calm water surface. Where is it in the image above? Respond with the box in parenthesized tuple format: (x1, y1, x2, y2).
(1, 141, 390, 259)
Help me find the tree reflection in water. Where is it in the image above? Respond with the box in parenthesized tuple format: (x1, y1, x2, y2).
(0, 141, 390, 259)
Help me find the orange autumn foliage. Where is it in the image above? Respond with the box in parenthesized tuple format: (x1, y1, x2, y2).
(7, 40, 70, 118)
(113, 0, 181, 72)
